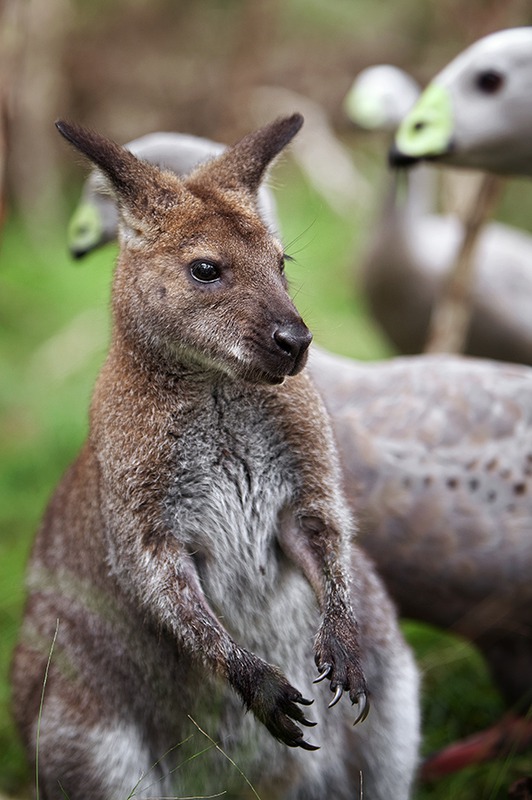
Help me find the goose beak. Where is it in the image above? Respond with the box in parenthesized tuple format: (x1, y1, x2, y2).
(68, 200, 104, 259)
(390, 83, 454, 166)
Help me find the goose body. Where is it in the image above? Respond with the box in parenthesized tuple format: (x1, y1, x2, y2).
(392, 27, 532, 174)
(348, 64, 532, 364)
(312, 347, 532, 778)
(310, 346, 532, 716)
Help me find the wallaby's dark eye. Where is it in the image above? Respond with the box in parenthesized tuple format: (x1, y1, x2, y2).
(190, 260, 221, 283)
(475, 70, 504, 94)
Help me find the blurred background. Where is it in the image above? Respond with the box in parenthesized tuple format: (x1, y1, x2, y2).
(2, 0, 532, 797)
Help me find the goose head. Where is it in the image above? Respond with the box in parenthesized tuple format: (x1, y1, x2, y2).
(390, 27, 532, 175)
(344, 64, 421, 132)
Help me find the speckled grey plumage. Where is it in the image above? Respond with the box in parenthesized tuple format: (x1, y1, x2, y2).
(310, 345, 532, 710)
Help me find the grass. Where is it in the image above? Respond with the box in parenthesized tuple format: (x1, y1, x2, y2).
(0, 152, 531, 797)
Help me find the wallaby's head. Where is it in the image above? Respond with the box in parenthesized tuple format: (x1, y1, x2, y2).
(56, 115, 312, 385)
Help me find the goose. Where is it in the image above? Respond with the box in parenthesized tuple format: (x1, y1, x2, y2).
(344, 63, 421, 133)
(346, 63, 532, 365)
(310, 346, 532, 780)
(67, 131, 280, 258)
(391, 27, 532, 175)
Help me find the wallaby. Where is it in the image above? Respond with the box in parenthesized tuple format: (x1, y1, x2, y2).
(11, 115, 420, 800)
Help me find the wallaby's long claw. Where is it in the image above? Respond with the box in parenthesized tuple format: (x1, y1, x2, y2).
(295, 738, 320, 751)
(313, 664, 332, 683)
(352, 692, 370, 725)
(328, 685, 344, 708)
(297, 695, 314, 706)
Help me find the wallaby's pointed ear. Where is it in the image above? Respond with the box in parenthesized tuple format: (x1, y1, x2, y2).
(56, 120, 157, 204)
(56, 120, 186, 244)
(194, 113, 304, 195)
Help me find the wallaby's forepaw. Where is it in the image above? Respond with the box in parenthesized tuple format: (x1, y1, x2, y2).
(266, 685, 319, 750)
(252, 665, 319, 750)
(314, 624, 370, 725)
(233, 658, 319, 750)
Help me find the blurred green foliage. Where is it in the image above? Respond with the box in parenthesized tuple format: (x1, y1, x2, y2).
(0, 212, 115, 792)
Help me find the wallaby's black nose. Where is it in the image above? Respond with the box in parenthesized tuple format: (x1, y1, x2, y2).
(273, 323, 313, 372)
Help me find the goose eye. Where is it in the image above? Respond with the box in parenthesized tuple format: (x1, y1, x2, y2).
(475, 70, 504, 94)
(190, 260, 221, 283)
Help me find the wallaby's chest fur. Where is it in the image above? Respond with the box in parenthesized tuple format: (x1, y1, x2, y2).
(163, 382, 296, 612)
(93, 354, 317, 633)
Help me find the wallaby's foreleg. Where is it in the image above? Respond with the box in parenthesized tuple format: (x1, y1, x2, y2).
(276, 381, 369, 719)
(278, 510, 368, 719)
(313, 567, 369, 723)
(106, 516, 316, 749)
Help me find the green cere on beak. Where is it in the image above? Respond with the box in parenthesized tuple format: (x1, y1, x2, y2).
(68, 200, 104, 257)
(395, 83, 453, 158)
